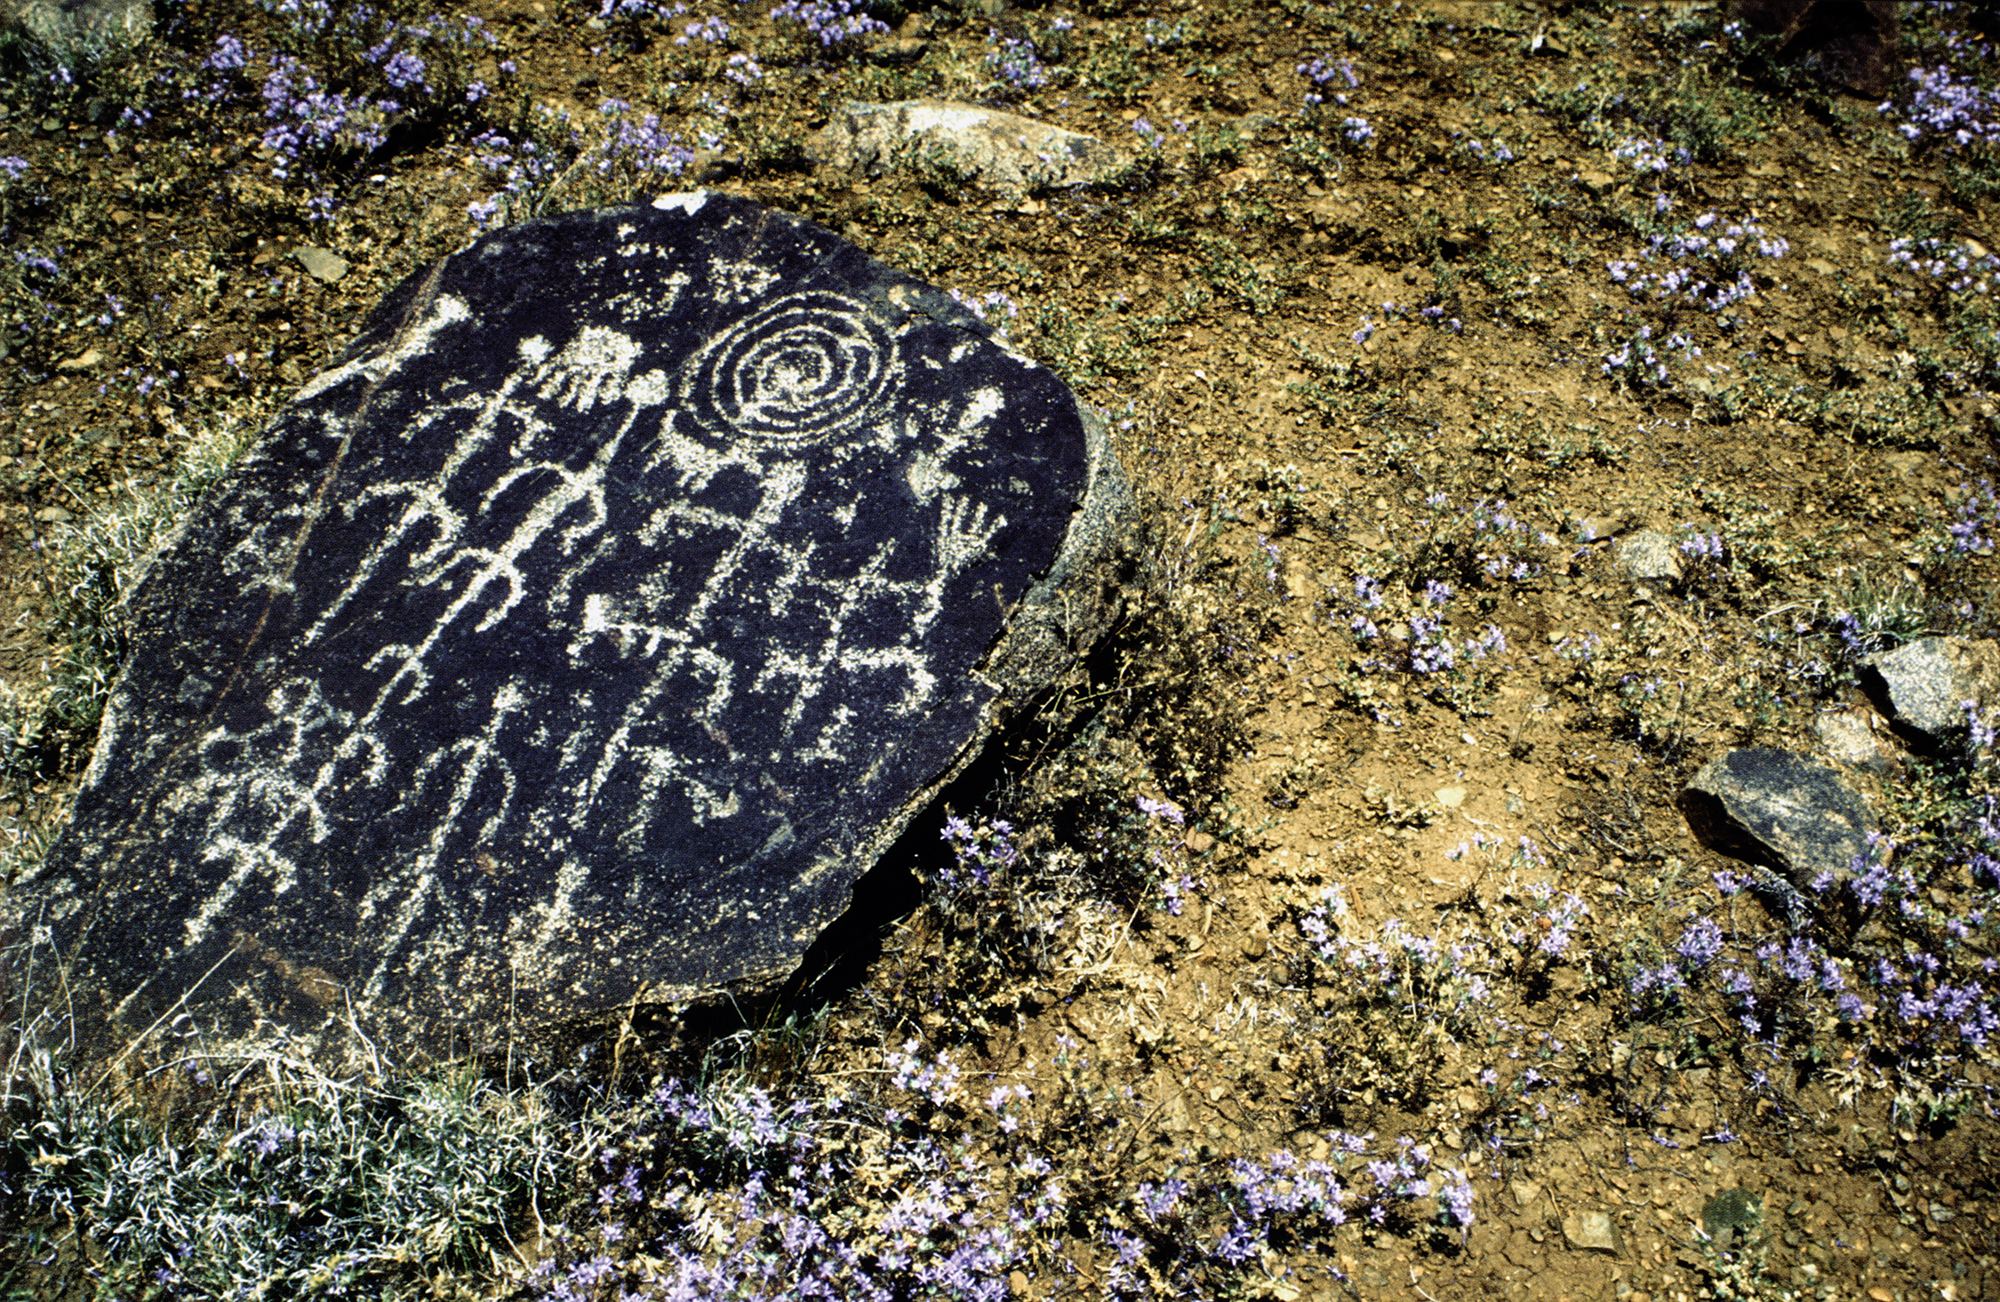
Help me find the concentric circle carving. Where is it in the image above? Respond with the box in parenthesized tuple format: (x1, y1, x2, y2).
(680, 291, 899, 446)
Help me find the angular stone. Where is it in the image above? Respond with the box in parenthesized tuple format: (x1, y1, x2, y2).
(4, 193, 1132, 1069)
(807, 100, 1131, 194)
(1858, 637, 2000, 750)
(1680, 747, 1876, 888)
(1561, 1209, 1620, 1255)
(294, 246, 350, 283)
(1616, 530, 1681, 584)
(1, 0, 150, 68)
(1814, 706, 1886, 772)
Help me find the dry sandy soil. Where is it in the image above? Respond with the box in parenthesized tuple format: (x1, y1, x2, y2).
(1, 1, 1998, 1299)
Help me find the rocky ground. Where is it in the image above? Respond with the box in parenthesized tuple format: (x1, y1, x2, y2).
(1, 1, 1998, 1300)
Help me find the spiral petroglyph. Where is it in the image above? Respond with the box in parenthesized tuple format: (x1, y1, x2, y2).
(679, 291, 899, 446)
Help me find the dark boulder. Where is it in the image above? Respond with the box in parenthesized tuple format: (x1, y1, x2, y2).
(1726, 0, 1899, 97)
(1680, 747, 1877, 893)
(3, 193, 1132, 1071)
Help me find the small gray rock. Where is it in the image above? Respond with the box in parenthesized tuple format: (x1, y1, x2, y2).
(1561, 1209, 1620, 1255)
(294, 246, 350, 283)
(1680, 747, 1876, 889)
(1616, 529, 1681, 583)
(807, 100, 1130, 194)
(1858, 637, 2000, 749)
(1814, 707, 1887, 772)
(1702, 1188, 1763, 1243)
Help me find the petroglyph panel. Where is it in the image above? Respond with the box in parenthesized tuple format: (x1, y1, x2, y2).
(8, 193, 1124, 1065)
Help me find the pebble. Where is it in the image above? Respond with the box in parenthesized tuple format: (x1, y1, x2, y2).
(1562, 1209, 1620, 1255)
(1617, 530, 1682, 583)
(294, 246, 350, 283)
(1241, 918, 1270, 959)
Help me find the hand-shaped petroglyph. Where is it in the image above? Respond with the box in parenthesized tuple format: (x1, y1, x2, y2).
(534, 326, 642, 412)
(935, 494, 1005, 576)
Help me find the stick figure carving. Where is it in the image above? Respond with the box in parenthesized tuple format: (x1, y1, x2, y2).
(9, 194, 1121, 1069)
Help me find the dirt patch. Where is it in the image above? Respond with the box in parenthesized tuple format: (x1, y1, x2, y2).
(1, 1, 1997, 1299)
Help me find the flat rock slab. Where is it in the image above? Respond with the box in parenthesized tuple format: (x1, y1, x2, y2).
(807, 100, 1131, 194)
(1680, 747, 1876, 888)
(7, 193, 1129, 1068)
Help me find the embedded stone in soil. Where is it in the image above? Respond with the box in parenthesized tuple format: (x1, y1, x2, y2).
(1679, 746, 1877, 893)
(807, 100, 1131, 194)
(1857, 636, 2000, 751)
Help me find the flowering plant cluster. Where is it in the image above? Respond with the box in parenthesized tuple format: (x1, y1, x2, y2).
(986, 31, 1051, 94)
(598, 0, 687, 21)
(1315, 495, 1558, 719)
(1297, 884, 1499, 1039)
(1601, 323, 1700, 390)
(1296, 56, 1357, 107)
(1607, 212, 1790, 317)
(1140, 18, 1192, 51)
(1285, 853, 1606, 1178)
(464, 93, 734, 229)
(178, 9, 507, 220)
(1367, 492, 1557, 598)
(1455, 134, 1516, 165)
(1888, 234, 2000, 298)
(1611, 134, 1692, 174)
(772, 0, 889, 50)
(1294, 56, 1372, 144)
(1336, 574, 1511, 717)
(531, 1031, 1478, 1301)
(1617, 760, 2000, 1125)
(1944, 480, 2000, 556)
(1881, 63, 2000, 151)
(1351, 299, 1462, 343)
(591, 98, 700, 180)
(465, 111, 575, 229)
